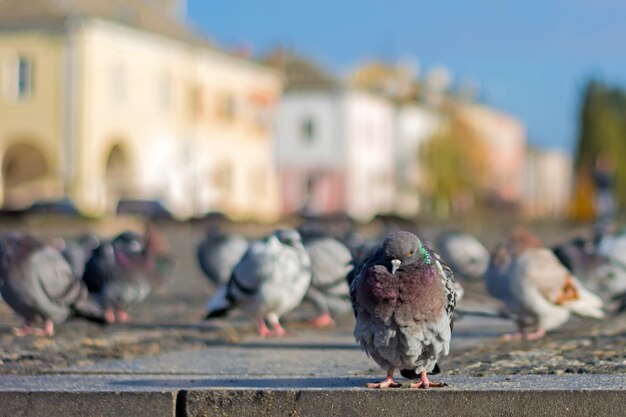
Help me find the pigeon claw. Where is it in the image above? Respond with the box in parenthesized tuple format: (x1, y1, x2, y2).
(13, 325, 34, 337)
(117, 310, 129, 323)
(367, 372, 401, 389)
(309, 313, 335, 328)
(257, 320, 287, 337)
(409, 371, 447, 389)
(367, 379, 402, 389)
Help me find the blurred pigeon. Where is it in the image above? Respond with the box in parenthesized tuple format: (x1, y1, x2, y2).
(299, 229, 353, 327)
(83, 228, 174, 323)
(59, 234, 102, 279)
(486, 229, 604, 340)
(436, 231, 490, 281)
(0, 232, 105, 336)
(197, 230, 248, 286)
(204, 228, 312, 336)
(351, 231, 457, 389)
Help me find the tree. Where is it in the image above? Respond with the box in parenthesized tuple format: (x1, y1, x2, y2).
(573, 80, 626, 217)
(420, 106, 489, 217)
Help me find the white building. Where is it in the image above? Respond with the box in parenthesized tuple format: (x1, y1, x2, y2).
(270, 52, 396, 221)
(523, 148, 573, 218)
(394, 103, 441, 216)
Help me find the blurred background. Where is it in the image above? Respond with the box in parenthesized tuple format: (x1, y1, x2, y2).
(0, 0, 623, 225)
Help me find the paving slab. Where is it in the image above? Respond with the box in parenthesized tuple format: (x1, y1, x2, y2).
(1, 374, 625, 417)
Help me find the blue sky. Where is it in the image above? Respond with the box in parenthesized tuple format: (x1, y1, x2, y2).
(187, 0, 626, 153)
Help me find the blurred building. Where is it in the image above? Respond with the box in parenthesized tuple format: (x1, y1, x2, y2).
(268, 52, 396, 221)
(394, 104, 441, 216)
(455, 103, 527, 206)
(0, 0, 281, 221)
(523, 148, 572, 218)
(347, 61, 442, 216)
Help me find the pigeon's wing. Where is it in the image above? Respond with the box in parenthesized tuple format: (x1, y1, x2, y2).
(61, 241, 89, 278)
(349, 249, 381, 316)
(430, 248, 457, 321)
(26, 247, 82, 322)
(305, 237, 353, 289)
(82, 242, 116, 293)
(521, 249, 573, 304)
(225, 240, 271, 301)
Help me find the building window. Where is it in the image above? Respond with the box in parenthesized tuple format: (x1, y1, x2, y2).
(2, 55, 34, 101)
(17, 56, 33, 98)
(301, 116, 315, 144)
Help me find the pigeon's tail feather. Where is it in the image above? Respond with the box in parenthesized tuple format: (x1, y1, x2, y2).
(71, 295, 108, 324)
(564, 278, 605, 319)
(204, 286, 232, 320)
(400, 363, 441, 379)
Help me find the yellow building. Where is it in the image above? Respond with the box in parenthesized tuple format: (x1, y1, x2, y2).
(0, 0, 282, 221)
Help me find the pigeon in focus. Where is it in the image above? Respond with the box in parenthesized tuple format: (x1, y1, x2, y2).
(197, 230, 248, 287)
(204, 228, 312, 336)
(299, 229, 353, 327)
(0, 232, 105, 336)
(82, 227, 174, 323)
(351, 231, 457, 389)
(436, 231, 490, 281)
(486, 229, 604, 340)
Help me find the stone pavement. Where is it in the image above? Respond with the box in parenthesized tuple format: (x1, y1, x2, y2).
(2, 315, 626, 417)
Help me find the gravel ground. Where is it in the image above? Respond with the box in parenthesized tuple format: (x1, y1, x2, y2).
(0, 216, 624, 377)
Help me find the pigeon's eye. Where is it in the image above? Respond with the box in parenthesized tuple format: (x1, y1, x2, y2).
(408, 251, 414, 256)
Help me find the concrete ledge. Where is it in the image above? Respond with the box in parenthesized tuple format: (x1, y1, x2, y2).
(1, 374, 625, 417)
(0, 391, 177, 417)
(183, 389, 625, 417)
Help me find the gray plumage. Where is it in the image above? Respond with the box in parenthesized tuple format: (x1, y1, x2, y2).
(436, 231, 489, 281)
(60, 234, 101, 279)
(82, 231, 173, 320)
(0, 232, 104, 334)
(301, 232, 353, 317)
(197, 230, 248, 286)
(350, 231, 456, 387)
(205, 228, 312, 335)
(486, 232, 604, 338)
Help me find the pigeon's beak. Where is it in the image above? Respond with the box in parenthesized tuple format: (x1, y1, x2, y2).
(391, 259, 401, 275)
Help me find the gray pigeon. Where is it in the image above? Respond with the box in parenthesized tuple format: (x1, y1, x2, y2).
(82, 229, 174, 323)
(350, 231, 457, 389)
(299, 230, 353, 327)
(436, 231, 489, 281)
(60, 234, 102, 279)
(197, 230, 248, 286)
(0, 232, 104, 336)
(204, 228, 312, 336)
(486, 229, 604, 340)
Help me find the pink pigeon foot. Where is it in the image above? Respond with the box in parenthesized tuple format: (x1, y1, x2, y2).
(117, 310, 129, 323)
(104, 308, 116, 324)
(309, 313, 335, 328)
(524, 327, 546, 340)
(502, 331, 524, 341)
(257, 320, 273, 337)
(258, 320, 287, 337)
(367, 371, 402, 389)
(269, 322, 287, 337)
(42, 319, 55, 337)
(409, 370, 447, 389)
(13, 325, 35, 337)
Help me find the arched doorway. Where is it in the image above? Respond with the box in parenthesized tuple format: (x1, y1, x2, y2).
(2, 143, 52, 209)
(104, 144, 132, 212)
